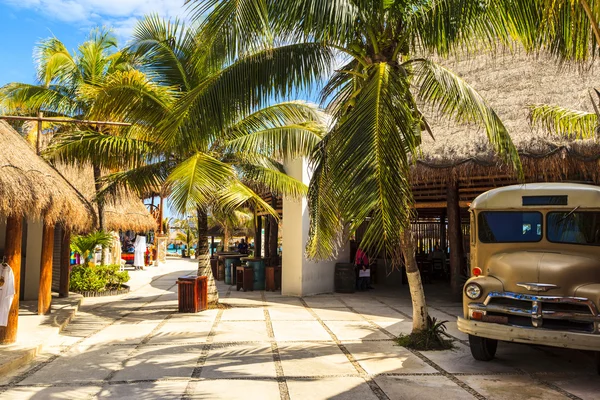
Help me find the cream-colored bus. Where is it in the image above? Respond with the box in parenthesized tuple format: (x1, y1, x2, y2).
(458, 183, 600, 372)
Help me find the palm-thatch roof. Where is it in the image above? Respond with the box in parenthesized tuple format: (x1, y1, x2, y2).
(0, 121, 94, 229)
(57, 164, 157, 232)
(414, 50, 600, 185)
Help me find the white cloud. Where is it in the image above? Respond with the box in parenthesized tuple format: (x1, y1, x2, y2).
(3, 0, 190, 40)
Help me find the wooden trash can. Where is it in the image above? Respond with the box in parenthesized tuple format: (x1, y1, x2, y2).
(177, 275, 208, 313)
(236, 266, 254, 292)
(334, 263, 356, 293)
(265, 266, 282, 291)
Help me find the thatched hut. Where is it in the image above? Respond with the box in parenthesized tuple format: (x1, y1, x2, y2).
(0, 121, 95, 344)
(57, 164, 157, 233)
(405, 50, 600, 294)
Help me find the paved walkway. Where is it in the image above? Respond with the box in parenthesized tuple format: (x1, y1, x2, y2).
(0, 258, 599, 399)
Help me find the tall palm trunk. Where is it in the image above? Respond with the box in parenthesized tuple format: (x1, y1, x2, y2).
(93, 163, 107, 265)
(401, 229, 428, 332)
(197, 206, 218, 304)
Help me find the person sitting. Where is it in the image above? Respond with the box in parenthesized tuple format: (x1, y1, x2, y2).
(238, 238, 249, 254)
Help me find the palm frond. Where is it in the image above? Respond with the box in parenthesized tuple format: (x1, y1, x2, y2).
(412, 59, 522, 176)
(529, 103, 598, 138)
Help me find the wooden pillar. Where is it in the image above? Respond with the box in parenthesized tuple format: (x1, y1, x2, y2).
(38, 223, 54, 315)
(0, 216, 23, 344)
(159, 196, 164, 234)
(264, 220, 271, 259)
(440, 211, 447, 251)
(447, 181, 465, 297)
(210, 236, 215, 258)
(59, 227, 71, 298)
(255, 216, 262, 258)
(268, 196, 279, 265)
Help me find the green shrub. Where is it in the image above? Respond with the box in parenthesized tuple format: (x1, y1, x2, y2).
(396, 316, 454, 351)
(69, 264, 130, 292)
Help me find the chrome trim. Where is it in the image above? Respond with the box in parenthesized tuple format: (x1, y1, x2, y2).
(468, 291, 600, 333)
(517, 283, 560, 292)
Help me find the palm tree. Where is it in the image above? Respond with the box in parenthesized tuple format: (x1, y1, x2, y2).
(45, 16, 327, 304)
(209, 208, 254, 251)
(172, 218, 198, 256)
(0, 29, 163, 235)
(191, 0, 523, 332)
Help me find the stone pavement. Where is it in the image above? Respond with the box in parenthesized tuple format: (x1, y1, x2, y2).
(0, 258, 599, 399)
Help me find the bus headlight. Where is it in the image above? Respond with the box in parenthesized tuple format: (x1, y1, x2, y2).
(465, 283, 483, 300)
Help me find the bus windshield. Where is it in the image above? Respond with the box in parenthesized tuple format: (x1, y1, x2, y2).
(478, 212, 542, 243)
(547, 211, 600, 246)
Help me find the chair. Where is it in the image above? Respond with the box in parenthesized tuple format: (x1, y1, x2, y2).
(432, 259, 447, 280)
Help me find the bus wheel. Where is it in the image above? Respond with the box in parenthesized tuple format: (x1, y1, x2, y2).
(468, 335, 498, 361)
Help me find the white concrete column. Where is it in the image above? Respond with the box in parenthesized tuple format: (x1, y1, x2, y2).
(281, 158, 349, 296)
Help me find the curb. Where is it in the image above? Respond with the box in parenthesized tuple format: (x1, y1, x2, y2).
(0, 295, 83, 378)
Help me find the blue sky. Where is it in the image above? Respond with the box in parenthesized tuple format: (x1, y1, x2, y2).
(0, 0, 189, 86)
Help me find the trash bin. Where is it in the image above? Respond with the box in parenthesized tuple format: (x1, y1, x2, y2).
(334, 263, 356, 293)
(242, 257, 267, 290)
(177, 275, 208, 313)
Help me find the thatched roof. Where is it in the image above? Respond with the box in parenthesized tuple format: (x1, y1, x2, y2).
(414, 50, 600, 185)
(57, 164, 157, 232)
(0, 121, 94, 229)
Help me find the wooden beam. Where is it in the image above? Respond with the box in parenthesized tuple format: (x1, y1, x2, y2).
(38, 223, 54, 315)
(0, 217, 23, 344)
(59, 227, 71, 298)
(447, 182, 465, 298)
(0, 115, 132, 126)
(415, 201, 471, 209)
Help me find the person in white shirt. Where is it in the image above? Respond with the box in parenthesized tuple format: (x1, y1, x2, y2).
(0, 263, 16, 327)
(133, 233, 147, 271)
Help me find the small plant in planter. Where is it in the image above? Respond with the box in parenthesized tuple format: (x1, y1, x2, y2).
(70, 231, 113, 266)
(396, 316, 454, 351)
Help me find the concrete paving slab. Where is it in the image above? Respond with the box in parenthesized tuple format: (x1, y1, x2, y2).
(263, 297, 305, 308)
(201, 343, 276, 379)
(0, 385, 100, 400)
(19, 345, 132, 384)
(110, 345, 200, 381)
(267, 307, 316, 321)
(344, 341, 437, 374)
(220, 307, 266, 321)
(374, 375, 475, 400)
(352, 306, 408, 322)
(324, 321, 391, 341)
(312, 308, 364, 321)
(212, 321, 270, 343)
(278, 342, 358, 377)
(97, 380, 188, 399)
(188, 379, 280, 400)
(544, 373, 600, 400)
(168, 308, 219, 323)
(421, 343, 518, 374)
(303, 296, 347, 308)
(79, 322, 159, 346)
(460, 375, 569, 400)
(219, 298, 264, 308)
(271, 320, 332, 342)
(146, 321, 212, 345)
(371, 320, 413, 336)
(494, 344, 593, 373)
(286, 377, 379, 400)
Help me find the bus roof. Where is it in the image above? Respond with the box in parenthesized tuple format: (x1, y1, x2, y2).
(470, 183, 600, 210)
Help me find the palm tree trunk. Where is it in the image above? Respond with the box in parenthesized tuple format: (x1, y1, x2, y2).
(401, 229, 428, 333)
(93, 164, 107, 265)
(197, 206, 218, 304)
(223, 225, 231, 252)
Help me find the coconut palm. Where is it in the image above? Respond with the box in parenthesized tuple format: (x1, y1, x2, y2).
(45, 16, 327, 304)
(0, 29, 160, 234)
(209, 208, 254, 251)
(190, 0, 523, 332)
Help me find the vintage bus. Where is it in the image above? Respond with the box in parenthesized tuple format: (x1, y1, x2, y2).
(458, 183, 600, 373)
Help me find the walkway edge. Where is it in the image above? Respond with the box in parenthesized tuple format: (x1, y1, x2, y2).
(0, 295, 83, 378)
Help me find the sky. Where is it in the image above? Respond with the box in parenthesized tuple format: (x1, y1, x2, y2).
(0, 0, 190, 86)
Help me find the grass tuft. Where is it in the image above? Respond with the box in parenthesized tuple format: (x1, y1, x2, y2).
(396, 316, 455, 351)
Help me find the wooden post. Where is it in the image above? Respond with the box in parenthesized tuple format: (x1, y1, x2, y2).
(264, 214, 271, 259)
(447, 181, 465, 297)
(159, 196, 164, 234)
(440, 210, 447, 250)
(0, 216, 23, 344)
(255, 216, 262, 258)
(36, 111, 43, 155)
(269, 196, 279, 264)
(38, 223, 54, 315)
(59, 227, 71, 298)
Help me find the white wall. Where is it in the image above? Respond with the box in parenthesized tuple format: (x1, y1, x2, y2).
(282, 158, 350, 297)
(23, 220, 43, 301)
